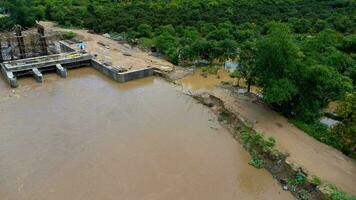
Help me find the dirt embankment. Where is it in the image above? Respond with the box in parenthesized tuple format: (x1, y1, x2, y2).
(211, 85, 356, 195)
(191, 92, 350, 200)
(160, 68, 356, 198)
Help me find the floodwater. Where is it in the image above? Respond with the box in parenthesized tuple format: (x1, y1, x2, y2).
(177, 69, 234, 91)
(178, 68, 356, 195)
(177, 69, 261, 93)
(212, 88, 356, 195)
(0, 67, 292, 200)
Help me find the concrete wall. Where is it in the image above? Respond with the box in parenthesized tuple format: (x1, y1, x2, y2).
(59, 41, 76, 53)
(91, 59, 154, 83)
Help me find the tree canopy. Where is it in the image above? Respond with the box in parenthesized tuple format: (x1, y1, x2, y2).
(1, 0, 355, 123)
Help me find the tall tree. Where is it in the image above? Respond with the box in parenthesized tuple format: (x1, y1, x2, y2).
(6, 0, 37, 27)
(256, 22, 300, 107)
(239, 40, 257, 92)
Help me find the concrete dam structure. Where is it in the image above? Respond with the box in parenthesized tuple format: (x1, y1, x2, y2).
(0, 25, 155, 88)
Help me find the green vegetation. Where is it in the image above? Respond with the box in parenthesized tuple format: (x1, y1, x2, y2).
(1, 0, 354, 156)
(309, 175, 322, 186)
(240, 130, 279, 162)
(323, 183, 356, 200)
(291, 119, 331, 144)
(64, 31, 77, 40)
(248, 155, 264, 169)
(291, 92, 355, 158)
(331, 93, 356, 158)
(288, 172, 307, 187)
(217, 111, 229, 123)
(298, 189, 311, 200)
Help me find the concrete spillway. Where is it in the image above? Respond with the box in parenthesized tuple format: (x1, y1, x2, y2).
(0, 42, 155, 88)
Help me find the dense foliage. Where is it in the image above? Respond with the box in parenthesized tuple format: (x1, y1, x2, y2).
(331, 93, 356, 158)
(1, 0, 355, 155)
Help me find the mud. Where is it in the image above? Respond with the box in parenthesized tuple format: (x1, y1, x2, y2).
(0, 68, 293, 200)
(176, 68, 261, 94)
(176, 69, 234, 91)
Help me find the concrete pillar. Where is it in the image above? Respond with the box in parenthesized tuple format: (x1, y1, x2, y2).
(6, 71, 18, 88)
(15, 26, 26, 59)
(37, 24, 48, 56)
(0, 39, 3, 62)
(7, 39, 14, 60)
(32, 68, 43, 82)
(56, 64, 67, 78)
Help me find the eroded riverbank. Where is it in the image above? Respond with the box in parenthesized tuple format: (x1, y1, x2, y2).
(0, 68, 292, 200)
(173, 69, 356, 197)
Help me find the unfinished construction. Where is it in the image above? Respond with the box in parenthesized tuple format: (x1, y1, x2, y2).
(0, 24, 155, 88)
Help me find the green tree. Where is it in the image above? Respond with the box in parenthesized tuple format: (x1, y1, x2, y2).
(331, 93, 356, 157)
(255, 23, 352, 121)
(137, 23, 152, 38)
(239, 40, 257, 92)
(6, 0, 37, 27)
(256, 22, 300, 106)
(295, 65, 352, 121)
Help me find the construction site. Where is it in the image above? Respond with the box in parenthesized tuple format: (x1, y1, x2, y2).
(0, 22, 174, 88)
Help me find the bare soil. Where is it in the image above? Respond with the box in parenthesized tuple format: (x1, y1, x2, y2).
(39, 21, 175, 72)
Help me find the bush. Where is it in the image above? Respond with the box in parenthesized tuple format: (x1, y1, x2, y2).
(249, 155, 264, 169)
(309, 175, 321, 186)
(218, 112, 229, 122)
(298, 189, 311, 200)
(291, 119, 332, 144)
(331, 190, 356, 200)
(65, 31, 77, 40)
(331, 93, 356, 158)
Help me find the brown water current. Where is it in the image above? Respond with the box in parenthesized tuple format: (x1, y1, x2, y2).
(0, 68, 293, 200)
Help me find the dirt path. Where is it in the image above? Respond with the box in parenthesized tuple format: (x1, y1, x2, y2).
(39, 21, 174, 72)
(212, 86, 356, 195)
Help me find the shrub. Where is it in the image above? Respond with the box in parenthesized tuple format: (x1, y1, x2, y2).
(298, 189, 311, 200)
(249, 155, 264, 169)
(65, 31, 77, 40)
(218, 112, 229, 122)
(288, 172, 307, 187)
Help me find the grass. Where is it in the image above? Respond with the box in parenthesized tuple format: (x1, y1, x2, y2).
(323, 183, 356, 200)
(290, 119, 330, 144)
(290, 119, 353, 158)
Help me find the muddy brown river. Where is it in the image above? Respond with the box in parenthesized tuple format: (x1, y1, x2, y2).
(0, 67, 292, 200)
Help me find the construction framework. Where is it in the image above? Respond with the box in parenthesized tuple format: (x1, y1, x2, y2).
(0, 24, 60, 62)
